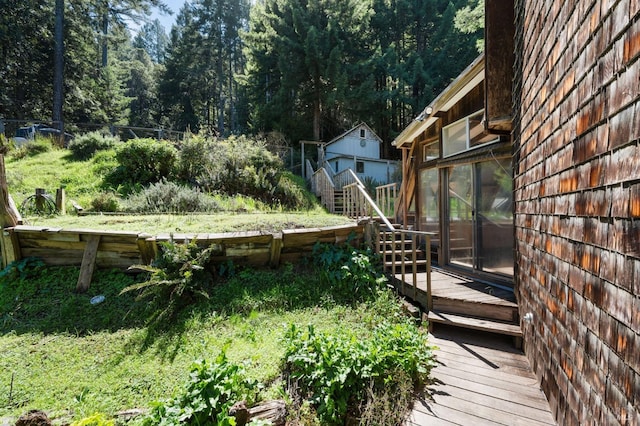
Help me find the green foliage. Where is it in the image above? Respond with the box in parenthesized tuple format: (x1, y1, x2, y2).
(454, 0, 485, 52)
(70, 413, 115, 426)
(0, 266, 144, 334)
(0, 257, 45, 281)
(143, 351, 259, 426)
(120, 239, 217, 325)
(124, 179, 220, 213)
(90, 191, 121, 212)
(68, 131, 121, 160)
(107, 138, 178, 193)
(11, 137, 54, 159)
(283, 320, 435, 424)
(177, 134, 314, 210)
(311, 242, 387, 302)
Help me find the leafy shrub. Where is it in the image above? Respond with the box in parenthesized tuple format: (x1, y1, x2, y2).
(68, 131, 120, 160)
(176, 134, 212, 184)
(311, 242, 387, 302)
(90, 191, 120, 212)
(143, 351, 259, 426)
(124, 179, 220, 213)
(11, 137, 53, 159)
(120, 239, 217, 324)
(70, 413, 115, 426)
(272, 172, 316, 210)
(283, 321, 435, 425)
(91, 149, 119, 176)
(107, 138, 178, 192)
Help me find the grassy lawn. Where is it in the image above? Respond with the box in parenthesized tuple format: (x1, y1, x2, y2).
(22, 211, 354, 235)
(0, 252, 432, 425)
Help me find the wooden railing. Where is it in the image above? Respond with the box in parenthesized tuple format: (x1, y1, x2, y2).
(309, 162, 335, 213)
(376, 183, 397, 218)
(376, 226, 435, 311)
(333, 168, 358, 190)
(340, 170, 395, 231)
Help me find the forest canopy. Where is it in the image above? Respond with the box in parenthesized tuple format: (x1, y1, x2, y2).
(0, 0, 483, 154)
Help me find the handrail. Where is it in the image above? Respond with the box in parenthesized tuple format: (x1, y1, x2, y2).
(376, 182, 397, 218)
(333, 168, 359, 190)
(344, 179, 395, 231)
(310, 166, 335, 212)
(376, 225, 436, 311)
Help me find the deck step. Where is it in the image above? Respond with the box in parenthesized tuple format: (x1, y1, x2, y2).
(427, 310, 522, 337)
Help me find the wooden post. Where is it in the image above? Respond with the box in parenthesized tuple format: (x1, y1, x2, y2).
(35, 188, 46, 212)
(0, 154, 21, 228)
(76, 235, 101, 293)
(1, 228, 21, 268)
(56, 187, 66, 215)
(269, 233, 282, 268)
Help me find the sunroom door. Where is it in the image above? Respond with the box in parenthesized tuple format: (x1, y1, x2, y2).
(447, 159, 513, 277)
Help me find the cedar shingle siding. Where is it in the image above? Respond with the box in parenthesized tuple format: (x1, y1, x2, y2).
(514, 1, 640, 425)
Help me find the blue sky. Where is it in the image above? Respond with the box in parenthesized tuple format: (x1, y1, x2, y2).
(152, 0, 186, 32)
(128, 0, 186, 34)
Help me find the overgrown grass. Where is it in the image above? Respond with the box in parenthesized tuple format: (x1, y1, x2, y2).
(0, 257, 423, 424)
(23, 211, 353, 234)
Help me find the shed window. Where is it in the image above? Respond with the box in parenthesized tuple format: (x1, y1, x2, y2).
(360, 129, 366, 138)
(356, 161, 365, 173)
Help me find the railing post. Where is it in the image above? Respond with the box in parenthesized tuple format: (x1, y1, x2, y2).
(426, 234, 432, 312)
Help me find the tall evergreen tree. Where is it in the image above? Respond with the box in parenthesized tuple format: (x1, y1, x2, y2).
(157, 0, 249, 134)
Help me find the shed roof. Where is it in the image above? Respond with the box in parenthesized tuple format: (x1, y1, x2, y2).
(325, 122, 382, 146)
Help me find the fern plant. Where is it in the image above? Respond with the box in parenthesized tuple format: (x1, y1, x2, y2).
(120, 238, 217, 323)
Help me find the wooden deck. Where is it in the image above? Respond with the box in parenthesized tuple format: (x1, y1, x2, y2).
(394, 269, 519, 323)
(405, 326, 556, 426)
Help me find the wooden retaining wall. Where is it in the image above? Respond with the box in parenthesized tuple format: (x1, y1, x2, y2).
(0, 223, 364, 272)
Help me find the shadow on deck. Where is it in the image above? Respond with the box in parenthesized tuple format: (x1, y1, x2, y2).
(405, 326, 556, 426)
(392, 268, 522, 347)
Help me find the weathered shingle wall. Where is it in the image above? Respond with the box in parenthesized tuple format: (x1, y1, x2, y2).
(513, 1, 640, 424)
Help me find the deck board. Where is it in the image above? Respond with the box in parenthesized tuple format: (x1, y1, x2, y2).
(404, 326, 556, 426)
(395, 269, 518, 308)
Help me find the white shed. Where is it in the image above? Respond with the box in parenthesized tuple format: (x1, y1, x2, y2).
(323, 123, 398, 184)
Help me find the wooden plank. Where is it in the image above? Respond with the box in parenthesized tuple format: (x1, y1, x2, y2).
(428, 311, 522, 337)
(76, 235, 101, 293)
(408, 397, 500, 426)
(433, 370, 552, 413)
(137, 235, 155, 265)
(269, 233, 283, 268)
(1, 228, 21, 267)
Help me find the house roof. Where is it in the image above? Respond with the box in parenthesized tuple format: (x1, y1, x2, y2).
(325, 122, 383, 146)
(393, 54, 485, 148)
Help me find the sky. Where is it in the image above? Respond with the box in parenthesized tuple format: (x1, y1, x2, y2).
(152, 0, 187, 32)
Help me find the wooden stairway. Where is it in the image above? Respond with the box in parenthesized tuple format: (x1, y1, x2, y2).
(384, 243, 522, 346)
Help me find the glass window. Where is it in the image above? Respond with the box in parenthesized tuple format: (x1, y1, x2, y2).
(360, 129, 366, 138)
(419, 168, 440, 230)
(356, 161, 364, 173)
(442, 118, 468, 157)
(423, 140, 439, 162)
(476, 159, 513, 276)
(443, 110, 499, 157)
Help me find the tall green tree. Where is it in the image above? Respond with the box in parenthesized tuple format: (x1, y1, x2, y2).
(133, 18, 169, 63)
(158, 0, 249, 135)
(244, 0, 370, 142)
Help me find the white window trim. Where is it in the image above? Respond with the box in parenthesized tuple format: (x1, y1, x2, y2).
(442, 109, 499, 158)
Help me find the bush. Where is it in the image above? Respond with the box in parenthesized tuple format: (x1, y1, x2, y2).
(124, 180, 220, 213)
(120, 239, 218, 324)
(90, 191, 120, 212)
(143, 351, 259, 426)
(68, 131, 120, 160)
(311, 242, 387, 302)
(11, 137, 53, 159)
(107, 138, 178, 192)
(283, 320, 435, 425)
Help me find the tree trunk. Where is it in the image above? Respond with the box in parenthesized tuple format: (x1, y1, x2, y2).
(53, 0, 64, 134)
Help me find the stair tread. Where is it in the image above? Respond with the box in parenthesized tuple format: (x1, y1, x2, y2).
(427, 310, 522, 337)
